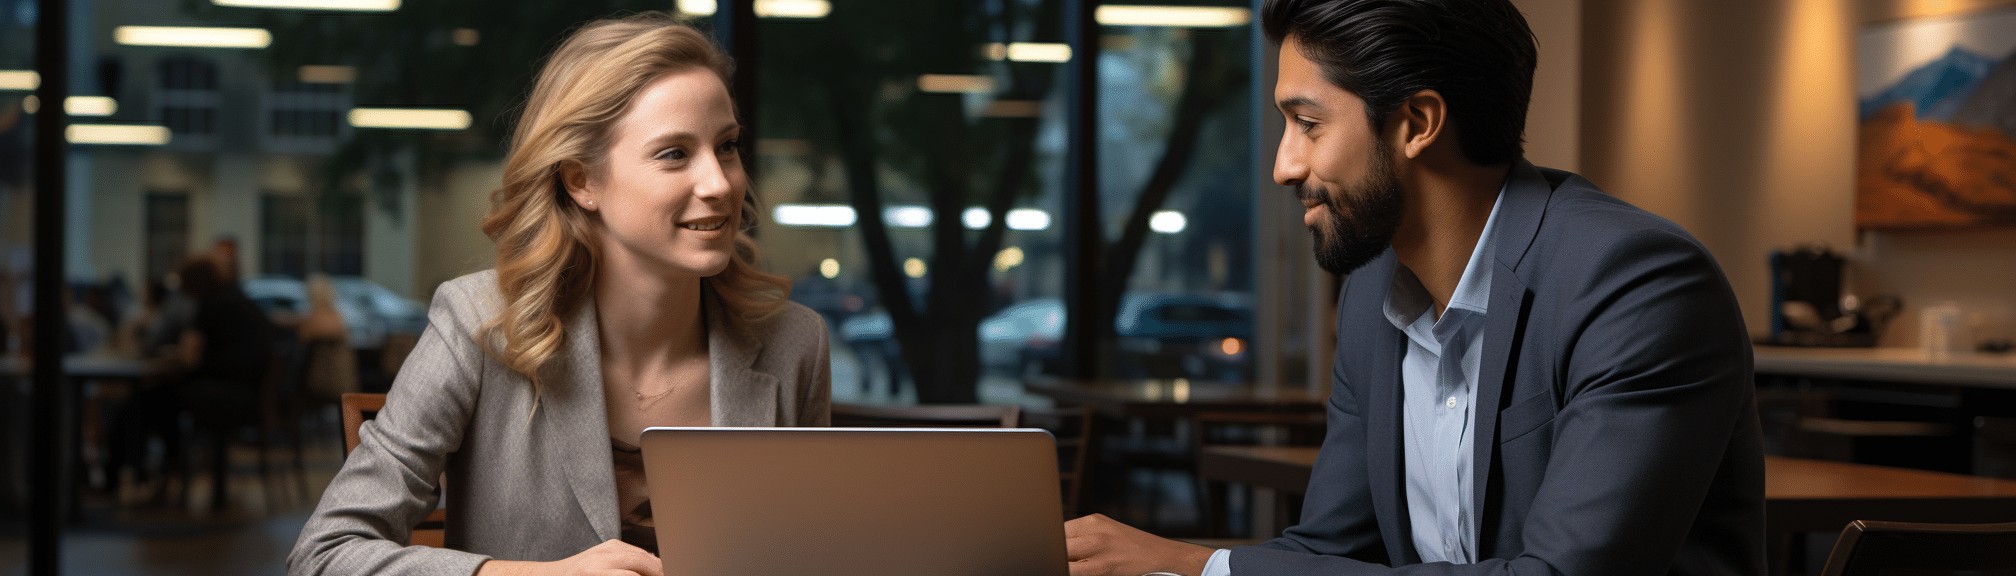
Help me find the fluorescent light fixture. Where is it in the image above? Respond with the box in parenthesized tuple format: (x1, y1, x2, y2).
(115, 26, 273, 48)
(680, 0, 827, 18)
(66, 124, 171, 146)
(962, 208, 992, 230)
(756, 0, 831, 18)
(917, 74, 995, 94)
(1095, 5, 1252, 28)
(348, 107, 472, 130)
(772, 204, 857, 227)
(1006, 208, 1051, 230)
(885, 206, 933, 228)
(982, 42, 1072, 63)
(21, 95, 37, 114)
(212, 0, 399, 11)
(298, 65, 357, 84)
(1150, 210, 1187, 234)
(982, 100, 1043, 118)
(0, 70, 37, 91)
(66, 96, 117, 116)
(678, 0, 718, 16)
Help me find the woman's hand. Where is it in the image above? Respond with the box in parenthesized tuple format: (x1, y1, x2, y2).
(477, 539, 663, 576)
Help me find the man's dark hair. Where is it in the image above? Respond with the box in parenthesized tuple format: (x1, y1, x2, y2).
(1262, 0, 1537, 166)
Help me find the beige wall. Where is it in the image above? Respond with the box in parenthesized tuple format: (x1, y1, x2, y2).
(1578, 0, 2016, 346)
(415, 161, 504, 300)
(1515, 0, 1582, 172)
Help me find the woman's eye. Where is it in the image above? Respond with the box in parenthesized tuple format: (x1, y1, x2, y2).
(718, 139, 740, 155)
(1294, 116, 1317, 132)
(656, 148, 688, 161)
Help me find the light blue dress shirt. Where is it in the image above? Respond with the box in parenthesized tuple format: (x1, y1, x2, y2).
(1201, 188, 1504, 575)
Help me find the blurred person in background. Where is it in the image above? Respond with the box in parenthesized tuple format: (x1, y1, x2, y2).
(298, 273, 358, 402)
(290, 13, 830, 576)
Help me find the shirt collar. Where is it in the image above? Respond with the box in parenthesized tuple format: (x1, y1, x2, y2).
(1382, 183, 1509, 334)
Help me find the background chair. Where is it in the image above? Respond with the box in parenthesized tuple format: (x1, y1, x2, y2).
(339, 392, 446, 547)
(1021, 405, 1096, 517)
(1193, 409, 1325, 538)
(1818, 519, 2016, 576)
(829, 403, 1021, 428)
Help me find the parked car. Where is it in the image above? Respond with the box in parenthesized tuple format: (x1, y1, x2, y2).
(978, 298, 1064, 376)
(241, 274, 427, 349)
(841, 293, 1253, 381)
(1111, 293, 1253, 382)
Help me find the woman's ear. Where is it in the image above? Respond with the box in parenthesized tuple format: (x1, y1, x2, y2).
(559, 161, 598, 212)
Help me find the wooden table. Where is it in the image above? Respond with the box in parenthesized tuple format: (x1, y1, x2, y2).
(1, 354, 151, 521)
(1023, 377, 1327, 419)
(1198, 446, 2016, 539)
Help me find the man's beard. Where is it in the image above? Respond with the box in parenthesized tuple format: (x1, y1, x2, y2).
(1301, 141, 1404, 275)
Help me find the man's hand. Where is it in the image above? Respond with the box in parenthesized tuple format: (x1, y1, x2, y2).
(476, 539, 662, 576)
(1064, 514, 1215, 576)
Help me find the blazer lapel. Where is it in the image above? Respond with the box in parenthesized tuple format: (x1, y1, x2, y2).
(1469, 160, 1550, 552)
(704, 285, 779, 427)
(1354, 251, 1420, 565)
(541, 297, 620, 541)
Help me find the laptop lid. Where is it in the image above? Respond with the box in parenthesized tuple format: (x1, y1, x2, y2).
(639, 427, 1069, 576)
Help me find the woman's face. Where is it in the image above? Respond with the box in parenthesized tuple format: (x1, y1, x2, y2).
(571, 68, 745, 279)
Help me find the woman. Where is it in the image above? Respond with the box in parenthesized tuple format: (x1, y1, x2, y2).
(297, 273, 358, 401)
(290, 14, 830, 576)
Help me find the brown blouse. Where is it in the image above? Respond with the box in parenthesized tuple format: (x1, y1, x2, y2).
(611, 437, 657, 553)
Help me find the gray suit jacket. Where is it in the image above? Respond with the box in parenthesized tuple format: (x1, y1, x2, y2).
(289, 270, 831, 576)
(1231, 162, 1765, 575)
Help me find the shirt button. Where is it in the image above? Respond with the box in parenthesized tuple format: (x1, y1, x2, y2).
(1446, 396, 1458, 408)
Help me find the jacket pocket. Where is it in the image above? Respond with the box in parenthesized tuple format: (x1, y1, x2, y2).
(1498, 389, 1556, 443)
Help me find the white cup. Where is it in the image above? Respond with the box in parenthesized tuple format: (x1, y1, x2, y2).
(1920, 303, 1963, 357)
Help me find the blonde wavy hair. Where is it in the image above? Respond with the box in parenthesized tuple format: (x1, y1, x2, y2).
(479, 13, 791, 398)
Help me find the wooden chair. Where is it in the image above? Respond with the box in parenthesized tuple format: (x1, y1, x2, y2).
(829, 403, 1021, 428)
(1022, 405, 1096, 517)
(1194, 408, 1326, 538)
(1818, 520, 2016, 576)
(339, 392, 446, 547)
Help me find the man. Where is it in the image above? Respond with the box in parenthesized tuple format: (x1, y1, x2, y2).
(1063, 0, 1765, 574)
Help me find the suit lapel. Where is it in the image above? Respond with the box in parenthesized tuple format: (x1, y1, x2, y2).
(703, 285, 778, 427)
(1469, 160, 1550, 553)
(1353, 251, 1420, 564)
(542, 297, 620, 541)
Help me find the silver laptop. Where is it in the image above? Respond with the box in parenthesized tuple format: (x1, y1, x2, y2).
(639, 427, 1070, 576)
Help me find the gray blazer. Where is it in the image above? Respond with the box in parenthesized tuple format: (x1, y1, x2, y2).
(289, 270, 831, 576)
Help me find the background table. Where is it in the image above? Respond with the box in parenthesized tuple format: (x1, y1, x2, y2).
(1198, 446, 2016, 564)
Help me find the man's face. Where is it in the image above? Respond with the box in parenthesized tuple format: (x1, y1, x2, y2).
(1273, 37, 1404, 275)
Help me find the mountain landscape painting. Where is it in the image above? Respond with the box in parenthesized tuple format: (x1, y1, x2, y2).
(1856, 6, 2016, 229)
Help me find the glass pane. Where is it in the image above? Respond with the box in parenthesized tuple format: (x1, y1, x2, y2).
(1, 0, 34, 570)
(753, 0, 1069, 405)
(45, 1, 672, 573)
(1099, 3, 1256, 383)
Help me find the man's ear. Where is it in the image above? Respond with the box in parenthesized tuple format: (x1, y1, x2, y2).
(1393, 89, 1448, 160)
(559, 160, 598, 211)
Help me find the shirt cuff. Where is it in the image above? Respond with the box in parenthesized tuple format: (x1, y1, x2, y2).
(1201, 548, 1232, 576)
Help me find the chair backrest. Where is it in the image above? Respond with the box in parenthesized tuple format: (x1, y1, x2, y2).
(340, 392, 387, 456)
(1021, 405, 1096, 516)
(1819, 520, 2016, 576)
(830, 403, 1022, 428)
(336, 391, 446, 547)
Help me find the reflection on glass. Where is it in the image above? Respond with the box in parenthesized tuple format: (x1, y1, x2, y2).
(1098, 19, 1256, 383)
